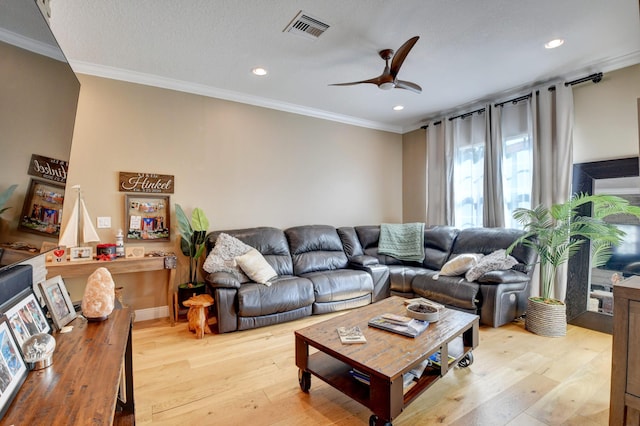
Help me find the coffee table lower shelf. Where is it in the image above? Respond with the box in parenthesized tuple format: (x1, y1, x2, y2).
(296, 341, 475, 426)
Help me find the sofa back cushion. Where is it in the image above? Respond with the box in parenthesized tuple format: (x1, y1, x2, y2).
(336, 227, 364, 258)
(354, 225, 458, 270)
(422, 226, 460, 270)
(451, 228, 537, 273)
(206, 227, 293, 276)
(285, 225, 348, 275)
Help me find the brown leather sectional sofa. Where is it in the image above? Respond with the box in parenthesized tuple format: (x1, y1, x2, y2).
(204, 224, 537, 333)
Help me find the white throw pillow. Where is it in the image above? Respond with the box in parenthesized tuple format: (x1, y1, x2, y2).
(439, 253, 484, 277)
(236, 248, 277, 286)
(465, 249, 518, 282)
(202, 233, 252, 282)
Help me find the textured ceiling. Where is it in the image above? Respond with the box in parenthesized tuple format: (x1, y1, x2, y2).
(47, 0, 640, 133)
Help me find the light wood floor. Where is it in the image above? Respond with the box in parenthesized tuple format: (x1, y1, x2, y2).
(131, 312, 612, 425)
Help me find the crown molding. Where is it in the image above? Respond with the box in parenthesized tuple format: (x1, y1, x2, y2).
(0, 28, 64, 61)
(68, 61, 403, 134)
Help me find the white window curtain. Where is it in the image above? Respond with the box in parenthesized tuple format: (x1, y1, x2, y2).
(425, 84, 574, 302)
(531, 83, 574, 300)
(426, 121, 448, 225)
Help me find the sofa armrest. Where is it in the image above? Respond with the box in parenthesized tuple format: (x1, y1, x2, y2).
(349, 255, 379, 267)
(205, 271, 241, 289)
(477, 269, 530, 284)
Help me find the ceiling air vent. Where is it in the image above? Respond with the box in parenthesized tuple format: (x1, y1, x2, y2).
(283, 11, 330, 40)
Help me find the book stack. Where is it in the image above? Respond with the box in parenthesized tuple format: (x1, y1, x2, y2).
(349, 368, 370, 385)
(428, 351, 456, 367)
(368, 313, 429, 337)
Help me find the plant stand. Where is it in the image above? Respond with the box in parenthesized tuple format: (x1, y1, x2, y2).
(525, 297, 566, 337)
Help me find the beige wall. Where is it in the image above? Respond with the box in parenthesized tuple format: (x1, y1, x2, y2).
(61, 75, 402, 311)
(573, 63, 640, 163)
(402, 63, 640, 222)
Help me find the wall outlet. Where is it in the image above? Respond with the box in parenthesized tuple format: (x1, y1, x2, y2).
(97, 216, 111, 229)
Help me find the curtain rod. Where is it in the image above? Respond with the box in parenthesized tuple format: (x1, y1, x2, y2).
(421, 72, 603, 129)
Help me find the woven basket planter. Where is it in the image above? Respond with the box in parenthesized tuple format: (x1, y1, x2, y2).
(525, 297, 566, 337)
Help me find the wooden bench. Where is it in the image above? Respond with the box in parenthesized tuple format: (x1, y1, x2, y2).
(183, 294, 214, 339)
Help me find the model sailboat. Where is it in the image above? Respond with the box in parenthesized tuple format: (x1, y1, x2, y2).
(58, 185, 100, 248)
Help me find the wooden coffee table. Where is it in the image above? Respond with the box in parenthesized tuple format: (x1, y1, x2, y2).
(295, 296, 479, 426)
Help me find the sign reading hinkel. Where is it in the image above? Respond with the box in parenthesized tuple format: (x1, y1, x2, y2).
(119, 171, 174, 194)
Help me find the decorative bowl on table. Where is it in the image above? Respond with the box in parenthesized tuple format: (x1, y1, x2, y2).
(22, 333, 56, 370)
(406, 302, 440, 322)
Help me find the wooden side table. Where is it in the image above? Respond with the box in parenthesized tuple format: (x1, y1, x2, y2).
(46, 254, 178, 324)
(184, 294, 214, 339)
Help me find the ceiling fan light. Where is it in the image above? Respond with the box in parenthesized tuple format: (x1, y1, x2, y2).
(379, 82, 395, 90)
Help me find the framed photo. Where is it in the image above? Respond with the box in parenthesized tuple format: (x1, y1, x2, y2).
(0, 288, 51, 353)
(39, 275, 76, 330)
(69, 246, 92, 262)
(0, 317, 28, 420)
(125, 194, 170, 242)
(18, 178, 65, 237)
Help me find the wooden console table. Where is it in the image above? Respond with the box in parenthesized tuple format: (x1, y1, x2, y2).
(2, 308, 134, 425)
(46, 255, 178, 324)
(610, 276, 640, 424)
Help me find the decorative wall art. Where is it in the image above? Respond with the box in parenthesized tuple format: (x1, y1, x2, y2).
(119, 171, 174, 193)
(18, 179, 65, 237)
(125, 195, 170, 242)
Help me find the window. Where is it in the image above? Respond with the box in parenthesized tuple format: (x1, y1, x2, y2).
(502, 134, 533, 228)
(453, 143, 484, 228)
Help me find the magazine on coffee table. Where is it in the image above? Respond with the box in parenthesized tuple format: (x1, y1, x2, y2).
(368, 315, 429, 338)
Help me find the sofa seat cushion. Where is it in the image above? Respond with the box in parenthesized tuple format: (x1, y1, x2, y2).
(388, 265, 429, 294)
(301, 269, 373, 303)
(237, 275, 314, 317)
(411, 273, 479, 310)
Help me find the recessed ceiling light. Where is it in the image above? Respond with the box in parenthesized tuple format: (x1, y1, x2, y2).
(393, 105, 404, 111)
(252, 67, 268, 76)
(544, 39, 564, 49)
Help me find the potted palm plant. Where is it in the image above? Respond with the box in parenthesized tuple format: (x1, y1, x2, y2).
(508, 193, 640, 337)
(175, 204, 210, 306)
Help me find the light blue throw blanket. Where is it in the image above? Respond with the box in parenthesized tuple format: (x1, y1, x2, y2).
(378, 222, 425, 262)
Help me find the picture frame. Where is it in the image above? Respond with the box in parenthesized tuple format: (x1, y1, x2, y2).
(69, 246, 92, 262)
(18, 178, 65, 237)
(125, 194, 170, 242)
(0, 316, 28, 420)
(39, 275, 76, 330)
(0, 288, 51, 353)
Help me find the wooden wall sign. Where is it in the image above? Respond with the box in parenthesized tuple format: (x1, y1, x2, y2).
(119, 172, 174, 194)
(27, 154, 68, 184)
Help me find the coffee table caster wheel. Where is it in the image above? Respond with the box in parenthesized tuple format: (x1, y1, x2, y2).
(298, 369, 311, 392)
(369, 415, 392, 426)
(458, 352, 474, 368)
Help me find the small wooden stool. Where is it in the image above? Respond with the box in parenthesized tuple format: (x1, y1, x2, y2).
(183, 294, 214, 339)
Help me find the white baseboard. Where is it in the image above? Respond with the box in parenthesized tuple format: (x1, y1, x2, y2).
(134, 306, 169, 322)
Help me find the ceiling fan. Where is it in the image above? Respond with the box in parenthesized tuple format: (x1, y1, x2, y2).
(330, 36, 422, 94)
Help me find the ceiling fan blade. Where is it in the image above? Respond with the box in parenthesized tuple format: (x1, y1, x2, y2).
(390, 36, 419, 78)
(329, 76, 382, 87)
(395, 80, 422, 94)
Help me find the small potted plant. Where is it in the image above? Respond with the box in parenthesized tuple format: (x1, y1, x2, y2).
(508, 193, 640, 336)
(175, 204, 210, 306)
